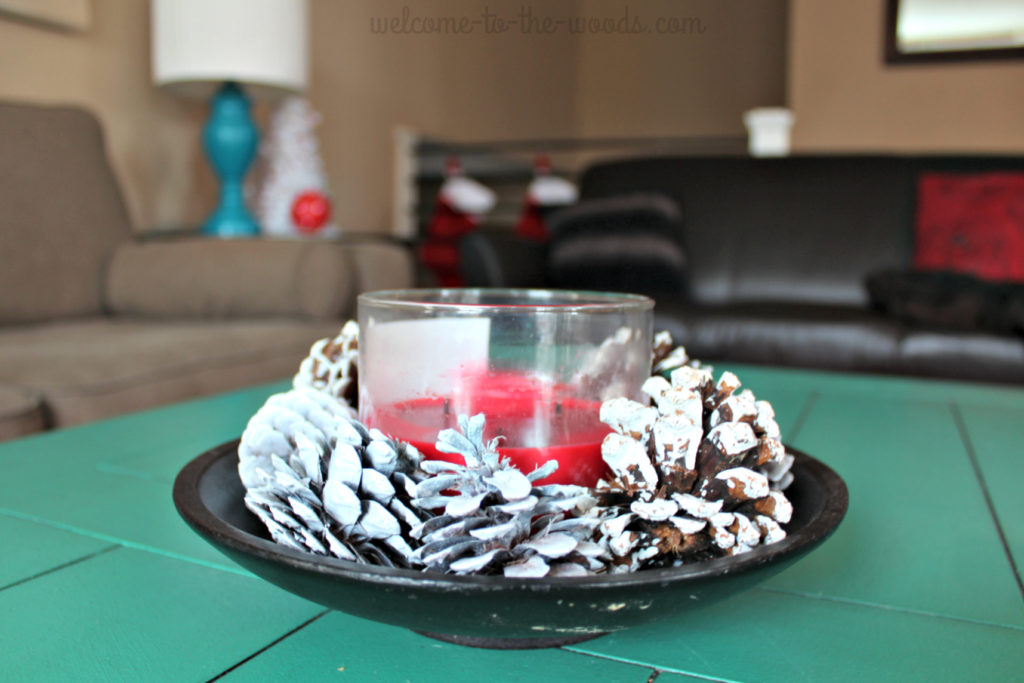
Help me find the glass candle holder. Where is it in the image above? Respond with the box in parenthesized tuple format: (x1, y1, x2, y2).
(358, 289, 654, 486)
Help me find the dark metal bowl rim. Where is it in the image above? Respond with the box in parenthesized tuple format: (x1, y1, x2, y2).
(173, 439, 848, 592)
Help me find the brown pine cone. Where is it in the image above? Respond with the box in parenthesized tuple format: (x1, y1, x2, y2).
(589, 357, 794, 573)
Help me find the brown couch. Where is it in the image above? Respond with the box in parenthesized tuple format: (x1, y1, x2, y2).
(0, 100, 412, 441)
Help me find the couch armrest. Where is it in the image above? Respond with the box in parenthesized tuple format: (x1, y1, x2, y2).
(459, 230, 548, 288)
(342, 237, 416, 293)
(104, 238, 357, 320)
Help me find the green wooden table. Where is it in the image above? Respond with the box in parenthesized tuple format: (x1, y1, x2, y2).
(1, 365, 1022, 682)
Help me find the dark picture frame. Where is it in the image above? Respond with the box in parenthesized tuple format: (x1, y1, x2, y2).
(884, 0, 1024, 65)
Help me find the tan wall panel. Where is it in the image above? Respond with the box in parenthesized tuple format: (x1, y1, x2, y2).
(789, 0, 1024, 152)
(576, 0, 787, 138)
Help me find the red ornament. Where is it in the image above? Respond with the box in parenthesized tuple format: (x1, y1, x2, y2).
(291, 191, 331, 234)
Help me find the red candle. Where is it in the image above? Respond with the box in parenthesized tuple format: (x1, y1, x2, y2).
(366, 371, 610, 487)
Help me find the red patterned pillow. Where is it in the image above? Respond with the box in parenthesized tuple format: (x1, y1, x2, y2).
(915, 172, 1024, 282)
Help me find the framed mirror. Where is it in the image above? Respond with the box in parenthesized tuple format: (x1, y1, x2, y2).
(885, 0, 1024, 64)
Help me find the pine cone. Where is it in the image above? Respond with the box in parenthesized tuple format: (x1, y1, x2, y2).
(293, 320, 359, 407)
(409, 414, 602, 578)
(238, 388, 429, 567)
(590, 357, 794, 573)
(238, 387, 355, 489)
(651, 330, 715, 376)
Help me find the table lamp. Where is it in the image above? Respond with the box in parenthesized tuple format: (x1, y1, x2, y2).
(151, 0, 309, 237)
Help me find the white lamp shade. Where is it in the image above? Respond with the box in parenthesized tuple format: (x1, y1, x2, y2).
(152, 0, 308, 99)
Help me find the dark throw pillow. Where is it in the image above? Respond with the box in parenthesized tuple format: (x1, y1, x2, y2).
(545, 194, 687, 298)
(866, 269, 1024, 335)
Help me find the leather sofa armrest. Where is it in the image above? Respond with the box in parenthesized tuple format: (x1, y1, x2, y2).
(104, 238, 358, 320)
(459, 230, 548, 288)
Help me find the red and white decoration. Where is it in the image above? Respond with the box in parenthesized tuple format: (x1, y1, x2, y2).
(256, 97, 339, 238)
(419, 157, 496, 286)
(515, 156, 578, 241)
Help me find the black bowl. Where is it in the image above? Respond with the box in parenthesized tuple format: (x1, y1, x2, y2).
(173, 440, 847, 649)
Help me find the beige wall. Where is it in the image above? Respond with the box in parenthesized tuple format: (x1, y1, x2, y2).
(789, 0, 1024, 152)
(576, 0, 787, 138)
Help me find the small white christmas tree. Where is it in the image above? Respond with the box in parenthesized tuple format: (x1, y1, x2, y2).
(256, 97, 340, 238)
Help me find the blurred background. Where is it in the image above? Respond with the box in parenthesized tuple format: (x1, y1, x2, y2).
(3, 0, 1022, 237)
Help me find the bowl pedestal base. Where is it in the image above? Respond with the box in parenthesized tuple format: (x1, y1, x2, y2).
(415, 630, 607, 649)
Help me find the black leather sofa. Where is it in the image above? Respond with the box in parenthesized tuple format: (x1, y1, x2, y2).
(461, 155, 1024, 384)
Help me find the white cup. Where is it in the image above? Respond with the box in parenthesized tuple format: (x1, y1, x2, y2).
(743, 108, 794, 157)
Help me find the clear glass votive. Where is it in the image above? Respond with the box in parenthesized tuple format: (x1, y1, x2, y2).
(358, 289, 654, 486)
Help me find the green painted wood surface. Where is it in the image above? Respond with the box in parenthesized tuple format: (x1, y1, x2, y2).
(0, 516, 110, 590)
(0, 381, 291, 572)
(0, 367, 1022, 682)
(572, 587, 1024, 682)
(771, 394, 1024, 627)
(0, 547, 322, 681)
(954, 404, 1024, 587)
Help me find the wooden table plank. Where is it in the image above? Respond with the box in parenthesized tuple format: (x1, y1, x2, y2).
(0, 546, 323, 681)
(0, 381, 293, 571)
(217, 611, 658, 683)
(572, 587, 1024, 682)
(0, 456, 241, 571)
(0, 515, 111, 590)
(774, 392, 1024, 627)
(954, 403, 1024, 591)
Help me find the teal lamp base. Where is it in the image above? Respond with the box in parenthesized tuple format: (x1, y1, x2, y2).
(201, 82, 260, 238)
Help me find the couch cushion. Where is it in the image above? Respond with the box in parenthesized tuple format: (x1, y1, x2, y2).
(0, 318, 342, 427)
(0, 385, 46, 442)
(105, 239, 356, 320)
(897, 331, 1024, 384)
(546, 194, 688, 298)
(0, 101, 131, 324)
(653, 301, 903, 374)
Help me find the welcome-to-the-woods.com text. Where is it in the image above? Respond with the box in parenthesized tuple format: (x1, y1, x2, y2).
(370, 6, 708, 36)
